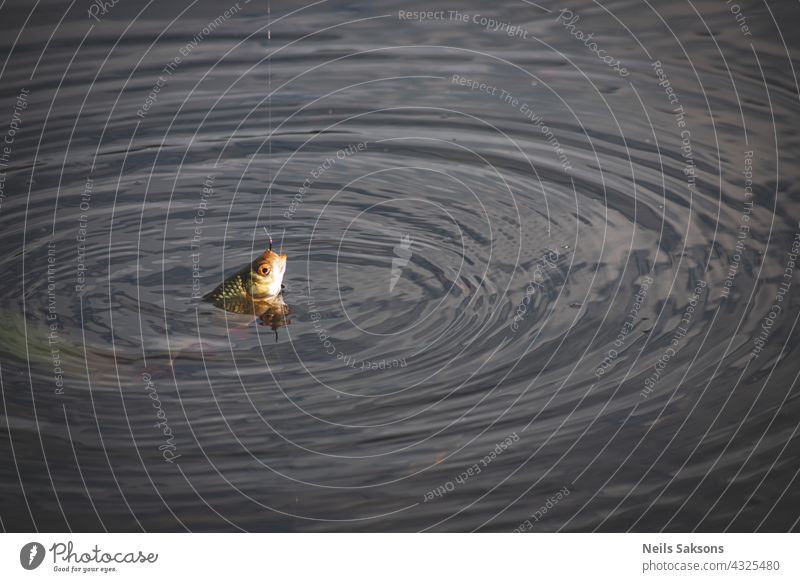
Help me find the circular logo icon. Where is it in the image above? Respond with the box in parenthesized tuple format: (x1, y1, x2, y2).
(20, 542, 46, 570)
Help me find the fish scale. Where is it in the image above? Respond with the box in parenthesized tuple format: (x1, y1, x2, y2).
(209, 272, 248, 303)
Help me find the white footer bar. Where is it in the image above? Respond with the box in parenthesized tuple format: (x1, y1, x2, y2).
(1, 533, 796, 581)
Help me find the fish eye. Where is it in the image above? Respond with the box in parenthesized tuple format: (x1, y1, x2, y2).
(257, 264, 271, 276)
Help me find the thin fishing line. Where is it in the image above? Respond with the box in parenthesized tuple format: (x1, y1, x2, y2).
(267, 0, 272, 233)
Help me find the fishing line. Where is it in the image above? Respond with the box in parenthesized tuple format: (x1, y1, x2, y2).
(263, 226, 273, 251)
(267, 0, 272, 235)
(265, 3, 286, 353)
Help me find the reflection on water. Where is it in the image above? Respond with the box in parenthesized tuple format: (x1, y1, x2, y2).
(209, 294, 291, 336)
(0, 0, 799, 532)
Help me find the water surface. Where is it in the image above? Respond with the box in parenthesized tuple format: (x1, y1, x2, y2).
(1, 0, 799, 531)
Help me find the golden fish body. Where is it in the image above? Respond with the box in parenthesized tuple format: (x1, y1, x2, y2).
(204, 248, 290, 331)
(205, 248, 288, 304)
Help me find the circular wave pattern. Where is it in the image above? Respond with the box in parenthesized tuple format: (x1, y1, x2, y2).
(0, 0, 799, 532)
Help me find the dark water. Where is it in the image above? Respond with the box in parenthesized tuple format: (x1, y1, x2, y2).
(1, 0, 799, 532)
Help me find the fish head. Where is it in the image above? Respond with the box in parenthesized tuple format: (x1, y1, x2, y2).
(248, 249, 287, 298)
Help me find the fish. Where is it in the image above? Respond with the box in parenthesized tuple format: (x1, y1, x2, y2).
(205, 247, 287, 303)
(204, 242, 291, 335)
